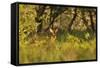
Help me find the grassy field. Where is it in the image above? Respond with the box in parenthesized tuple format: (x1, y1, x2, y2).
(19, 30, 96, 64)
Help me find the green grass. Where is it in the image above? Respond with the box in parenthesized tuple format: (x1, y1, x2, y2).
(19, 31, 96, 64)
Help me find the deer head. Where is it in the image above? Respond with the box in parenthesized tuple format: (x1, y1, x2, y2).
(49, 26, 58, 40)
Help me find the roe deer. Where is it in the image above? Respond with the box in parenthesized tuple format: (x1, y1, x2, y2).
(49, 26, 58, 43)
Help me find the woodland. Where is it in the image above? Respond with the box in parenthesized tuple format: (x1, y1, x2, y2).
(19, 4, 96, 64)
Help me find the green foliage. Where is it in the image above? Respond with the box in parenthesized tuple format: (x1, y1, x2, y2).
(19, 4, 96, 64)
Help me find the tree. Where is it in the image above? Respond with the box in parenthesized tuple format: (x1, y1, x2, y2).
(88, 9, 95, 32)
(45, 6, 67, 31)
(35, 5, 47, 33)
(68, 8, 77, 31)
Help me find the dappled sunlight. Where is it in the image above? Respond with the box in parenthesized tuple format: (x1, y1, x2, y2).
(19, 4, 96, 64)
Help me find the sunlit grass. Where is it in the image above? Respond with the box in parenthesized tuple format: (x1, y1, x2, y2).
(19, 31, 96, 64)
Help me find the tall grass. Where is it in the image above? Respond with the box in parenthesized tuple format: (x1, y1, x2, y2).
(19, 31, 96, 64)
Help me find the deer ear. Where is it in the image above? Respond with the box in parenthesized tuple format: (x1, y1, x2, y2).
(55, 28, 58, 33)
(50, 28, 54, 34)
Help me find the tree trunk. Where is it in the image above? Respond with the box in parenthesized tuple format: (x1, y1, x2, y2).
(89, 10, 95, 32)
(37, 23, 43, 33)
(81, 11, 90, 30)
(68, 8, 77, 31)
(45, 7, 67, 31)
(35, 6, 46, 33)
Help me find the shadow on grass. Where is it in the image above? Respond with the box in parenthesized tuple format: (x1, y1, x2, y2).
(68, 29, 95, 41)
